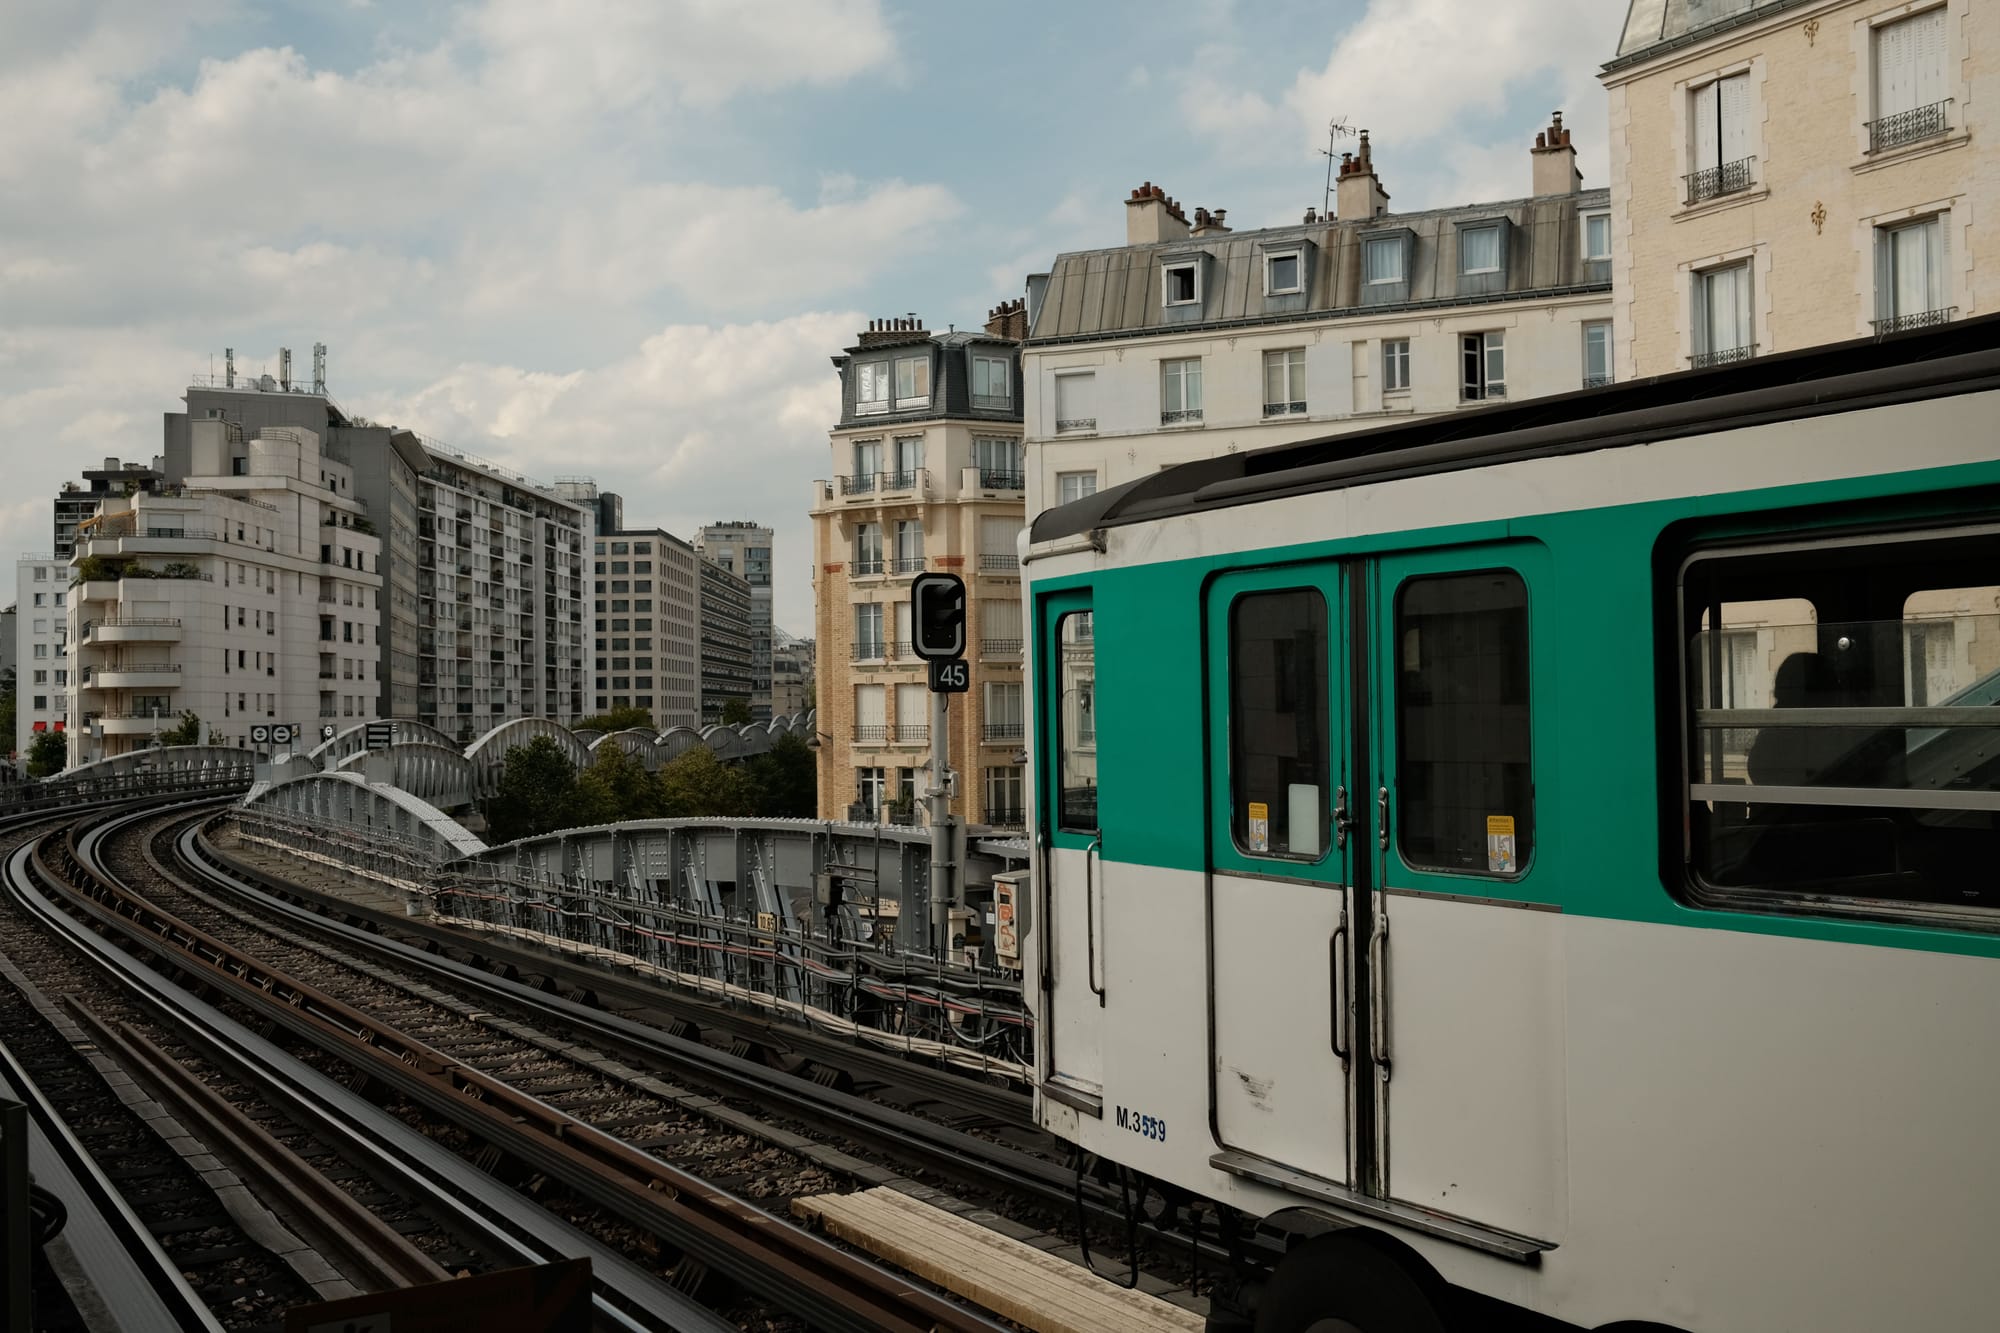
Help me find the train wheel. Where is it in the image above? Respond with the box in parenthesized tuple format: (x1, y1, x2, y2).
(1254, 1232, 1452, 1333)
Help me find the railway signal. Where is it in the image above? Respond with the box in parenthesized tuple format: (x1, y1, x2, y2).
(911, 573, 967, 661)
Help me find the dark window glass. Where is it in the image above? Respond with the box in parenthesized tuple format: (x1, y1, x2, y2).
(1055, 610, 1097, 832)
(1681, 529, 2000, 921)
(1229, 589, 1330, 859)
(1396, 571, 1532, 874)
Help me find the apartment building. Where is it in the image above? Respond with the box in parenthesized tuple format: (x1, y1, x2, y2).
(1603, 0, 1993, 373)
(811, 308, 1028, 827)
(67, 420, 384, 761)
(416, 450, 594, 742)
(590, 525, 702, 730)
(695, 522, 775, 721)
(13, 558, 71, 760)
(770, 632, 815, 719)
(56, 458, 168, 558)
(1019, 123, 1615, 515)
(699, 556, 754, 725)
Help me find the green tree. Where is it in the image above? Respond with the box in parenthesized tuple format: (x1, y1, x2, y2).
(158, 710, 202, 746)
(0, 668, 15, 756)
(745, 733, 816, 818)
(25, 729, 66, 779)
(485, 735, 586, 842)
(720, 697, 753, 726)
(578, 741, 658, 822)
(654, 745, 753, 819)
(574, 706, 656, 733)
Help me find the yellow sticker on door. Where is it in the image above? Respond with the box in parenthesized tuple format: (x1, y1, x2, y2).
(1247, 802, 1270, 853)
(1486, 815, 1517, 874)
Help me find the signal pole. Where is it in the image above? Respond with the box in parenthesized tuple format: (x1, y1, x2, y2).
(929, 686, 953, 959)
(911, 571, 970, 962)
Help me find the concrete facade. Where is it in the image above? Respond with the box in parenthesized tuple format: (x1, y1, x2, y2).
(67, 421, 384, 761)
(1603, 0, 1994, 375)
(590, 526, 702, 730)
(13, 558, 70, 763)
(1019, 126, 1615, 517)
(811, 311, 1028, 827)
(770, 632, 815, 719)
(694, 522, 775, 721)
(698, 555, 754, 725)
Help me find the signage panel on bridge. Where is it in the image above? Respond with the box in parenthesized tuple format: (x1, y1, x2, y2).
(365, 721, 394, 750)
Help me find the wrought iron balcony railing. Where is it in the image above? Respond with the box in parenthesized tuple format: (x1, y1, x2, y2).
(853, 724, 887, 743)
(1160, 408, 1203, 425)
(981, 638, 1022, 657)
(851, 558, 884, 576)
(889, 556, 927, 575)
(982, 721, 1025, 742)
(1689, 344, 1756, 369)
(1683, 156, 1754, 206)
(1263, 401, 1307, 417)
(979, 553, 1019, 572)
(983, 805, 1026, 828)
(838, 472, 878, 496)
(1055, 418, 1096, 433)
(895, 723, 928, 743)
(1866, 99, 1951, 154)
(1871, 307, 1955, 336)
(977, 469, 1025, 490)
(850, 640, 887, 661)
(1582, 374, 1614, 389)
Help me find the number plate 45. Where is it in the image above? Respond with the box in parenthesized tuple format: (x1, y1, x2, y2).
(928, 659, 970, 693)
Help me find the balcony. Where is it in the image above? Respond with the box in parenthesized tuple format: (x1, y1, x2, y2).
(1872, 307, 1955, 336)
(880, 469, 927, 496)
(1689, 344, 1755, 369)
(1866, 99, 1951, 155)
(1682, 156, 1754, 206)
(853, 724, 888, 744)
(982, 805, 1026, 829)
(1055, 418, 1096, 433)
(982, 721, 1025, 742)
(1262, 401, 1307, 417)
(852, 558, 885, 577)
(81, 618, 182, 645)
(978, 553, 1019, 573)
(838, 473, 878, 497)
(889, 556, 926, 575)
(1582, 374, 1614, 390)
(86, 663, 183, 690)
(895, 722, 928, 744)
(851, 640, 888, 662)
(1160, 409, 1203, 426)
(981, 637, 1022, 657)
(977, 469, 1025, 490)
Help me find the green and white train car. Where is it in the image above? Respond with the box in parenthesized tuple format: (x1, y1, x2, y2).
(1020, 315, 2000, 1332)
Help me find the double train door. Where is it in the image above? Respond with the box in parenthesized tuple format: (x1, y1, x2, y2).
(1206, 549, 1562, 1248)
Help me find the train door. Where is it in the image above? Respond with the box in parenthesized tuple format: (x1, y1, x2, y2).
(1364, 548, 1563, 1248)
(1037, 589, 1104, 1104)
(1205, 565, 1359, 1188)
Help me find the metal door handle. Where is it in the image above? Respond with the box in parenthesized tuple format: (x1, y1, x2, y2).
(1084, 836, 1105, 1007)
(1369, 918, 1391, 1072)
(1377, 785, 1390, 852)
(1330, 915, 1349, 1067)
(1333, 785, 1350, 851)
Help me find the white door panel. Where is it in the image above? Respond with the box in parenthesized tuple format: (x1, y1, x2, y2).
(1044, 843, 1104, 1094)
(1382, 892, 1567, 1239)
(1213, 872, 1349, 1185)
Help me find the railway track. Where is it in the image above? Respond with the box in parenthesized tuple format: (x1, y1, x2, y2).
(17, 799, 1016, 1332)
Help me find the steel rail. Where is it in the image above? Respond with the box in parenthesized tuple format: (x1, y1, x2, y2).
(3, 833, 702, 1333)
(51, 809, 1010, 1333)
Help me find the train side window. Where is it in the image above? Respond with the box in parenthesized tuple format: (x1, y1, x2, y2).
(1395, 571, 1534, 874)
(1055, 611, 1097, 833)
(1680, 528, 2000, 923)
(1228, 589, 1330, 859)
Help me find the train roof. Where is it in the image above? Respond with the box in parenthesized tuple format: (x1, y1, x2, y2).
(1030, 312, 2000, 544)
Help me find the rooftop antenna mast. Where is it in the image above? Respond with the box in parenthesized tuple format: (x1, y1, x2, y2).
(1320, 116, 1360, 219)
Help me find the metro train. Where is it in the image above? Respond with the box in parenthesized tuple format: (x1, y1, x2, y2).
(1019, 314, 2000, 1332)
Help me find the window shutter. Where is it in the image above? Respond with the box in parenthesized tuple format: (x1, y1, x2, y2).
(856, 686, 886, 729)
(1730, 265, 1752, 349)
(895, 601, 912, 644)
(1874, 230, 1895, 321)
(1484, 333, 1506, 391)
(1912, 8, 1946, 109)
(1055, 373, 1093, 422)
(1893, 223, 1928, 317)
(1718, 73, 1751, 166)
(1691, 80, 1720, 171)
(1931, 215, 1950, 313)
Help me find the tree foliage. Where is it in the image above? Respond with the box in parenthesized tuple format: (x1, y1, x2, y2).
(485, 735, 589, 843)
(158, 710, 202, 747)
(576, 741, 658, 823)
(719, 697, 753, 726)
(26, 730, 66, 779)
(0, 669, 14, 757)
(744, 733, 816, 818)
(574, 706, 656, 734)
(656, 745, 753, 819)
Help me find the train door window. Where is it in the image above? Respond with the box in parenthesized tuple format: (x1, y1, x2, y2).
(1679, 527, 2000, 921)
(1395, 571, 1533, 873)
(1055, 611, 1097, 832)
(1228, 589, 1330, 859)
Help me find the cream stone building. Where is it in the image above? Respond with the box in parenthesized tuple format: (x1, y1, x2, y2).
(1019, 123, 1615, 517)
(1603, 0, 1991, 375)
(811, 308, 1028, 827)
(67, 420, 383, 761)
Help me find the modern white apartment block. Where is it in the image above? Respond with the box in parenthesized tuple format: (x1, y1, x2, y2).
(699, 555, 755, 725)
(415, 450, 594, 743)
(14, 557, 72, 762)
(1019, 122, 1615, 516)
(67, 420, 384, 761)
(590, 526, 702, 730)
(811, 306, 1029, 826)
(1602, 0, 1994, 374)
(694, 521, 775, 721)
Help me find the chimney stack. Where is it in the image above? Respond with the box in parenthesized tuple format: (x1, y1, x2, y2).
(1125, 181, 1191, 246)
(984, 297, 1028, 341)
(1190, 206, 1232, 238)
(1531, 110, 1582, 196)
(1334, 131, 1390, 221)
(857, 314, 930, 347)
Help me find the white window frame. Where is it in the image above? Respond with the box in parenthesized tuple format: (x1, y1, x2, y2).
(1382, 339, 1411, 394)
(1875, 212, 1951, 327)
(854, 603, 885, 657)
(1582, 321, 1613, 387)
(1460, 331, 1506, 401)
(1582, 210, 1612, 261)
(1053, 371, 1096, 434)
(1262, 348, 1307, 416)
(1459, 224, 1502, 275)
(893, 354, 930, 408)
(1264, 250, 1303, 296)
(1057, 471, 1099, 505)
(1692, 260, 1755, 362)
(1160, 357, 1203, 423)
(1363, 234, 1405, 286)
(1684, 68, 1756, 204)
(1162, 261, 1201, 307)
(972, 355, 1010, 401)
(855, 361, 891, 415)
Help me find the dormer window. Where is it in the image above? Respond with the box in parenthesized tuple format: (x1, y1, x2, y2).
(1265, 251, 1302, 296)
(1363, 234, 1405, 285)
(1163, 261, 1200, 306)
(856, 361, 891, 414)
(894, 354, 930, 407)
(1460, 224, 1502, 275)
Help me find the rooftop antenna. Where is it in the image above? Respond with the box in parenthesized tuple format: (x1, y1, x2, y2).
(225, 348, 235, 389)
(312, 342, 326, 394)
(1319, 115, 1361, 219)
